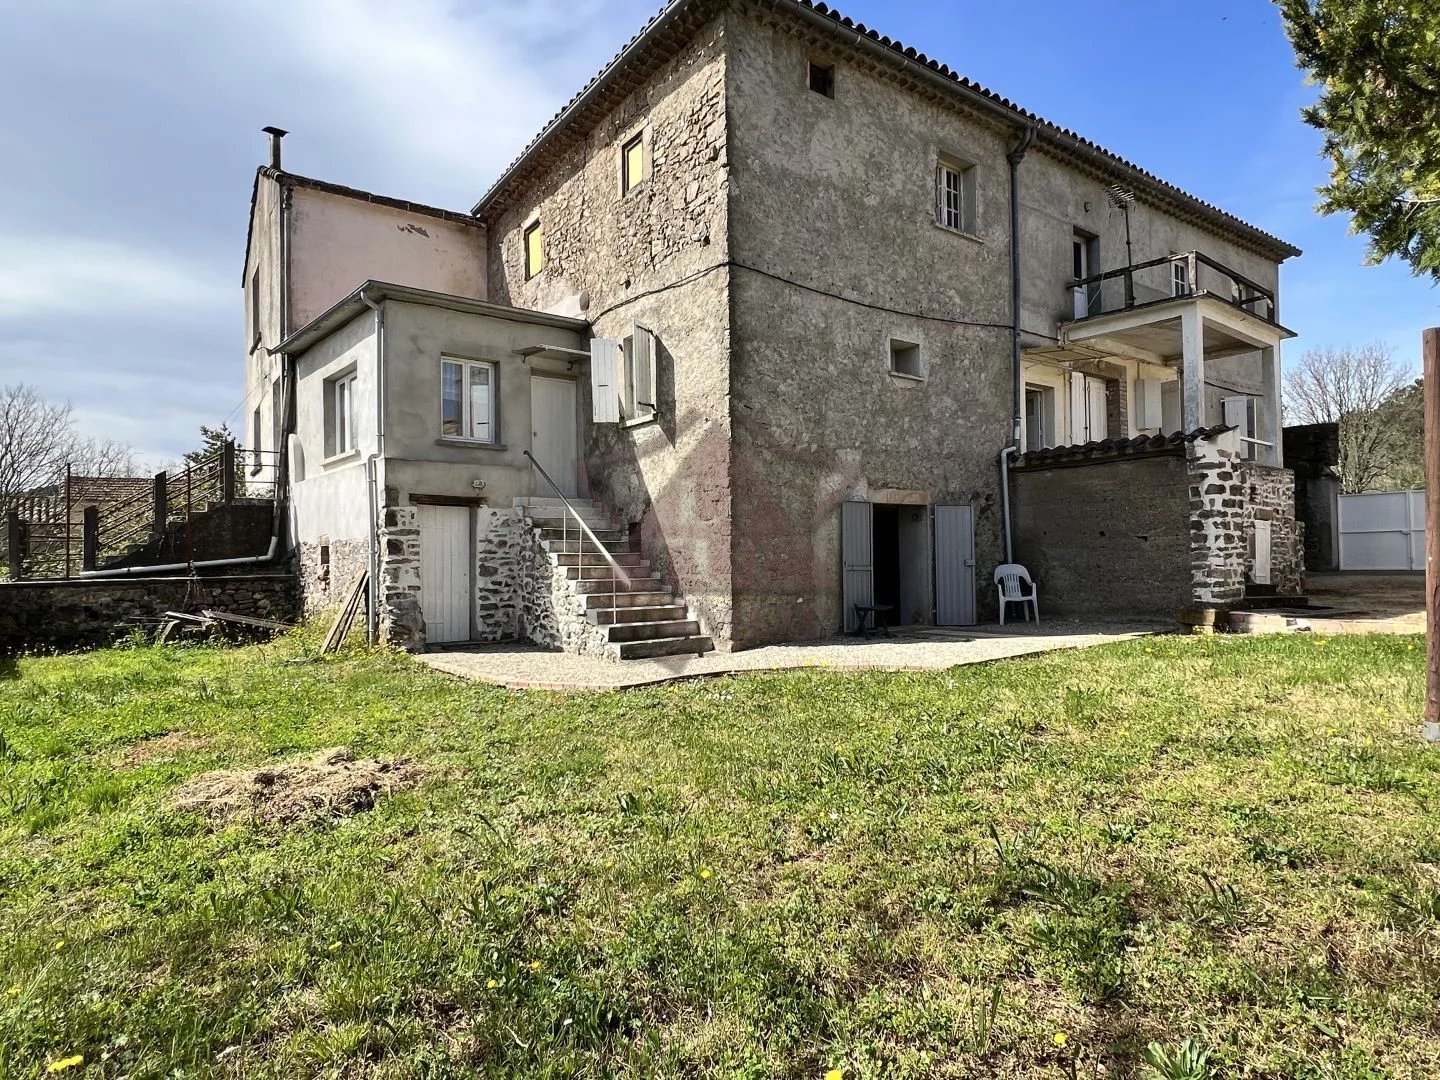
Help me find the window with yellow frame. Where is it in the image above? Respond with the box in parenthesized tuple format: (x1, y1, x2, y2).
(621, 132, 648, 195)
(523, 221, 544, 279)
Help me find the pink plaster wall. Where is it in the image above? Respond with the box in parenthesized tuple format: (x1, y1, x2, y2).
(289, 188, 488, 328)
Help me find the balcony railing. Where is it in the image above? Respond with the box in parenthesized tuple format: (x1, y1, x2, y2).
(1069, 250, 1276, 323)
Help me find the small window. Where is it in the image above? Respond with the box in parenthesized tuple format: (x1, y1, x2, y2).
(936, 157, 977, 235)
(889, 338, 922, 379)
(326, 371, 359, 458)
(621, 133, 647, 195)
(1024, 384, 1054, 451)
(1171, 257, 1191, 297)
(441, 358, 497, 443)
(808, 60, 835, 98)
(249, 269, 261, 349)
(621, 325, 657, 420)
(523, 221, 544, 279)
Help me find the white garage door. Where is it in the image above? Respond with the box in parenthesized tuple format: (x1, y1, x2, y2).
(1338, 490, 1425, 571)
(417, 504, 472, 643)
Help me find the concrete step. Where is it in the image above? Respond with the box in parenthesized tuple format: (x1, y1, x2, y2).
(612, 635, 714, 660)
(513, 496, 599, 509)
(566, 561, 652, 581)
(553, 550, 646, 567)
(573, 574, 664, 595)
(524, 509, 613, 528)
(604, 619, 700, 643)
(543, 537, 635, 555)
(538, 526, 628, 545)
(582, 589, 674, 609)
(587, 604, 688, 626)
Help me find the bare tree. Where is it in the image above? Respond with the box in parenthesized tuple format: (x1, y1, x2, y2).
(0, 383, 138, 516)
(1282, 343, 1414, 492)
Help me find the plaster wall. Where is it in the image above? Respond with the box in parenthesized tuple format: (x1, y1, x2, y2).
(290, 312, 378, 609)
(725, 12, 1012, 643)
(288, 188, 488, 329)
(485, 14, 734, 645)
(242, 174, 285, 462)
(378, 300, 587, 510)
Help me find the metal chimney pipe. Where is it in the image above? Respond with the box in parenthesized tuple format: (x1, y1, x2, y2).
(262, 126, 288, 170)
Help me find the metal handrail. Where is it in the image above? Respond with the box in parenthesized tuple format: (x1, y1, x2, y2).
(522, 451, 632, 608)
(1070, 249, 1276, 321)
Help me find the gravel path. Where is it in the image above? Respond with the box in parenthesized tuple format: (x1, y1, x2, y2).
(415, 621, 1163, 690)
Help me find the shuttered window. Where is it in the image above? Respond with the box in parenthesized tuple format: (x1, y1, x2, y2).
(524, 221, 544, 279)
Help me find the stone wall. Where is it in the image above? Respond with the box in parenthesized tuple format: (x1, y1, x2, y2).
(1247, 464, 1304, 595)
(483, 13, 735, 648)
(517, 525, 612, 659)
(1186, 435, 1304, 605)
(475, 508, 524, 642)
(1187, 435, 1250, 606)
(1011, 453, 1194, 618)
(0, 572, 297, 654)
(376, 507, 424, 651)
(298, 537, 369, 617)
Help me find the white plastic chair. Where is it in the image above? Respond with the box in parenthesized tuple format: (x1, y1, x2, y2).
(994, 564, 1039, 625)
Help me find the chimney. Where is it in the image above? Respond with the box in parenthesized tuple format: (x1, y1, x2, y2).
(262, 126, 288, 170)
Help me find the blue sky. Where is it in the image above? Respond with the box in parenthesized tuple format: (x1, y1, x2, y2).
(0, 0, 1434, 464)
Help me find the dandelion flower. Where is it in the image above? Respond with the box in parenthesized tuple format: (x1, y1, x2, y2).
(53, 941, 65, 952)
(47, 1056, 84, 1073)
(529, 960, 542, 972)
(327, 941, 343, 952)
(699, 868, 713, 881)
(1053, 1032, 1068, 1047)
(486, 978, 498, 989)
(5, 985, 19, 996)
(824, 1070, 845, 1080)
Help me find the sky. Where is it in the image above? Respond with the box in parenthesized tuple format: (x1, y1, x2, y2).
(0, 0, 1435, 465)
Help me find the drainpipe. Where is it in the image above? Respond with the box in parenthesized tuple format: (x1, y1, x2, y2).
(360, 289, 386, 645)
(1000, 123, 1037, 568)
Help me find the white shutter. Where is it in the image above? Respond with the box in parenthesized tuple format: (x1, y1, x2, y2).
(1160, 380, 1181, 433)
(589, 338, 620, 424)
(1068, 372, 1086, 444)
(632, 323, 656, 417)
(1135, 379, 1163, 429)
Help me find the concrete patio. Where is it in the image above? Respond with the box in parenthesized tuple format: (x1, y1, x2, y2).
(415, 619, 1164, 691)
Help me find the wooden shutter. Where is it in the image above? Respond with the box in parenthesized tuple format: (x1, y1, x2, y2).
(1068, 372, 1087, 443)
(841, 501, 873, 634)
(590, 338, 620, 424)
(632, 323, 656, 416)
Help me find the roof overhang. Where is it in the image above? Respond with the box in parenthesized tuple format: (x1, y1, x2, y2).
(1059, 293, 1296, 365)
(470, 0, 1301, 262)
(275, 281, 590, 356)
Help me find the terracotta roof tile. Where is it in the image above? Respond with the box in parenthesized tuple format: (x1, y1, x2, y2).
(1013, 425, 1235, 467)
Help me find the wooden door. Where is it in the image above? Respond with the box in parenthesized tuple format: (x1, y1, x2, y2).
(933, 504, 976, 625)
(530, 376, 579, 497)
(417, 504, 471, 644)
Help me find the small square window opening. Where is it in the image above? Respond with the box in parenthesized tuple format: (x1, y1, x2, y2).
(889, 338, 922, 378)
(808, 60, 835, 98)
(523, 221, 544, 279)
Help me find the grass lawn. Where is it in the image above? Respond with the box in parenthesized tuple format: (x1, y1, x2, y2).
(1, 631, 1437, 1078)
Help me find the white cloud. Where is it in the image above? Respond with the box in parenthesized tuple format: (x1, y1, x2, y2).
(0, 235, 229, 321)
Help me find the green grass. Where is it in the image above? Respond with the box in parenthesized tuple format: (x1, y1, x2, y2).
(0, 630, 1436, 1078)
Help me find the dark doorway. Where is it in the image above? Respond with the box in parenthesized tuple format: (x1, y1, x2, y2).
(873, 506, 902, 614)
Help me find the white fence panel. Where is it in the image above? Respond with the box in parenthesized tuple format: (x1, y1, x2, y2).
(1338, 489, 1425, 571)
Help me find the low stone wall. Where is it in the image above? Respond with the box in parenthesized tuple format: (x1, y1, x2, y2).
(0, 572, 298, 654)
(475, 508, 524, 642)
(298, 537, 369, 616)
(517, 521, 611, 658)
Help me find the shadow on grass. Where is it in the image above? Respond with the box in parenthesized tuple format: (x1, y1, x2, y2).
(0, 654, 17, 679)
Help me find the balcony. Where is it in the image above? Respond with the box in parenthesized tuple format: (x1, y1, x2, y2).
(1052, 250, 1295, 466)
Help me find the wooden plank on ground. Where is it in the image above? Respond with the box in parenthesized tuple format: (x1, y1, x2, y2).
(322, 572, 368, 654)
(200, 609, 290, 631)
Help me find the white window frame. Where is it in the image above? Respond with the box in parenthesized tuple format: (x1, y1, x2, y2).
(328, 371, 359, 459)
(621, 324, 657, 422)
(936, 156, 977, 235)
(440, 357, 498, 444)
(1024, 383, 1054, 451)
(620, 130, 649, 196)
(1171, 257, 1191, 297)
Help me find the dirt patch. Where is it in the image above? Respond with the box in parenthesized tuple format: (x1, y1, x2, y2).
(122, 731, 214, 766)
(169, 747, 425, 826)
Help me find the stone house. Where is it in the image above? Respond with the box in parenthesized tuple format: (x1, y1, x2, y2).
(244, 0, 1303, 656)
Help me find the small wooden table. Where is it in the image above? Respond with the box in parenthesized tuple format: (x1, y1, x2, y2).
(852, 604, 895, 638)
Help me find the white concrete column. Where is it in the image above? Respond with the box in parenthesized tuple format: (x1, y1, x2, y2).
(1180, 306, 1206, 432)
(1258, 344, 1282, 466)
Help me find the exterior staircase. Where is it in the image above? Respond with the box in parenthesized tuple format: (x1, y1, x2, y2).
(514, 496, 713, 660)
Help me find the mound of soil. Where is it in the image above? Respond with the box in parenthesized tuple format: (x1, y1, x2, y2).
(169, 747, 424, 825)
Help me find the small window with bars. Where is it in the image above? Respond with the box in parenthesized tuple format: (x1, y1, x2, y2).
(936, 157, 977, 235)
